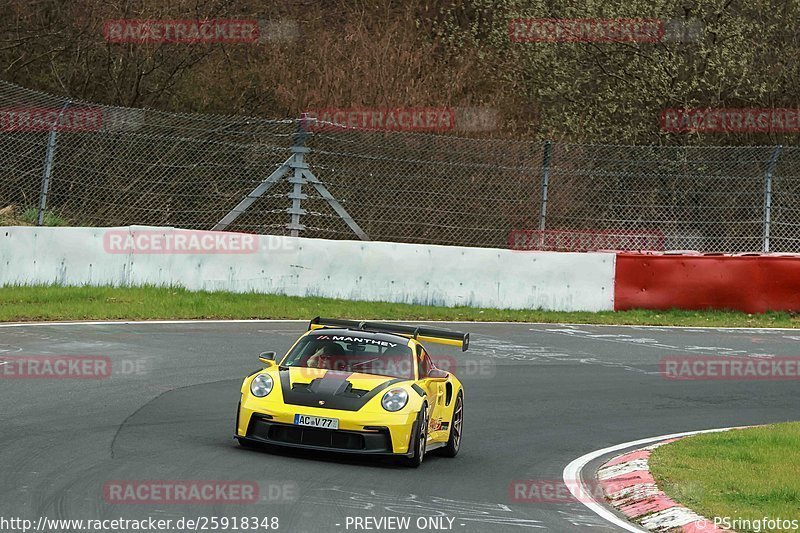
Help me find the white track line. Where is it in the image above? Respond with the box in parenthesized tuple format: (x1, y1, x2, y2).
(562, 426, 748, 533)
(0, 319, 308, 328)
(0, 319, 798, 331)
(0, 319, 582, 327)
(541, 322, 800, 331)
(0, 319, 544, 328)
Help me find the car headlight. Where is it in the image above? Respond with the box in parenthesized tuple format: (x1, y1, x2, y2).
(381, 388, 408, 412)
(250, 374, 274, 397)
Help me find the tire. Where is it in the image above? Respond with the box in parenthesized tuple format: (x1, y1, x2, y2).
(438, 392, 463, 458)
(401, 405, 428, 467)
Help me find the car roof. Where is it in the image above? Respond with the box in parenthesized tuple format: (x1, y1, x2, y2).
(307, 327, 413, 346)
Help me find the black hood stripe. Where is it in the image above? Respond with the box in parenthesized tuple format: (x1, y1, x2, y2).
(278, 368, 407, 411)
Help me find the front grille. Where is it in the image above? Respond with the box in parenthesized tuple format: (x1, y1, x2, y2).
(268, 425, 365, 450)
(246, 416, 393, 453)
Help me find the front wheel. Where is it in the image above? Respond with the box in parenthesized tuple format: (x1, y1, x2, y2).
(438, 392, 463, 457)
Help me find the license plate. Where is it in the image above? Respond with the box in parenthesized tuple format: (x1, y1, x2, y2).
(294, 414, 339, 430)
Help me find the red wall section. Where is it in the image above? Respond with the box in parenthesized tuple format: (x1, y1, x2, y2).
(615, 254, 800, 313)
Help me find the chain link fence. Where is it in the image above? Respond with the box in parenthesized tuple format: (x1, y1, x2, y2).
(1, 79, 799, 253)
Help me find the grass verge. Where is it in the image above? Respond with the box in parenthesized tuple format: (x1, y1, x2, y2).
(649, 423, 800, 531)
(1, 285, 800, 326)
(0, 205, 68, 226)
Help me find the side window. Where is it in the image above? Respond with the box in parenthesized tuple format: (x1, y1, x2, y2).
(418, 346, 433, 378)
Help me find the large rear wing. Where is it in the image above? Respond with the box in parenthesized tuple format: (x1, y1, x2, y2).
(308, 317, 470, 352)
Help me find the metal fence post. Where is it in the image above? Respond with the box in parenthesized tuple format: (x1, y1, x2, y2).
(762, 144, 782, 253)
(37, 100, 71, 225)
(538, 141, 553, 245)
(211, 114, 366, 240)
(286, 115, 310, 237)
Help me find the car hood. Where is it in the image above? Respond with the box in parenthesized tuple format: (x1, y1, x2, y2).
(276, 366, 409, 412)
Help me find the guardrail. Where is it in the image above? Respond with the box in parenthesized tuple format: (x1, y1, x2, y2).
(0, 226, 616, 312)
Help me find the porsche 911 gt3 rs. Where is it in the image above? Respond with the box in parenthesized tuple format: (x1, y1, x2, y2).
(235, 318, 468, 467)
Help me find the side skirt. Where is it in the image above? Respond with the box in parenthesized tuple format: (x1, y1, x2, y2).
(425, 441, 446, 452)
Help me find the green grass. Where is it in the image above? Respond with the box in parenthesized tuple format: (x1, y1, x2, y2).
(2, 285, 800, 326)
(0, 206, 68, 226)
(20, 207, 68, 226)
(650, 423, 800, 532)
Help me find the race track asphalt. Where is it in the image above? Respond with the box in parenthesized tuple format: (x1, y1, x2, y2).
(1, 321, 798, 533)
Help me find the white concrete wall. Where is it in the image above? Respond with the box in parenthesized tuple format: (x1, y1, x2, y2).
(0, 226, 615, 311)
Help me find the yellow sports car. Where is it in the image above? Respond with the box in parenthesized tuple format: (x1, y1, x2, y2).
(235, 317, 468, 467)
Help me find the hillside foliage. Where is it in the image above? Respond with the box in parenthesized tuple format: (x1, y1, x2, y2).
(1, 0, 798, 144)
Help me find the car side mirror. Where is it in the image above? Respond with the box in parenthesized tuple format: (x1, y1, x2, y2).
(427, 368, 449, 382)
(259, 351, 277, 366)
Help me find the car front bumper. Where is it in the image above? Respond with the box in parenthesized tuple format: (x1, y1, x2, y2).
(237, 402, 418, 455)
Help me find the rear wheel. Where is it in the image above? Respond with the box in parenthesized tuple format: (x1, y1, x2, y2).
(401, 405, 428, 467)
(439, 392, 463, 457)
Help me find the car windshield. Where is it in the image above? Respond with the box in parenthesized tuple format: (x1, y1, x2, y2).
(282, 334, 415, 380)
